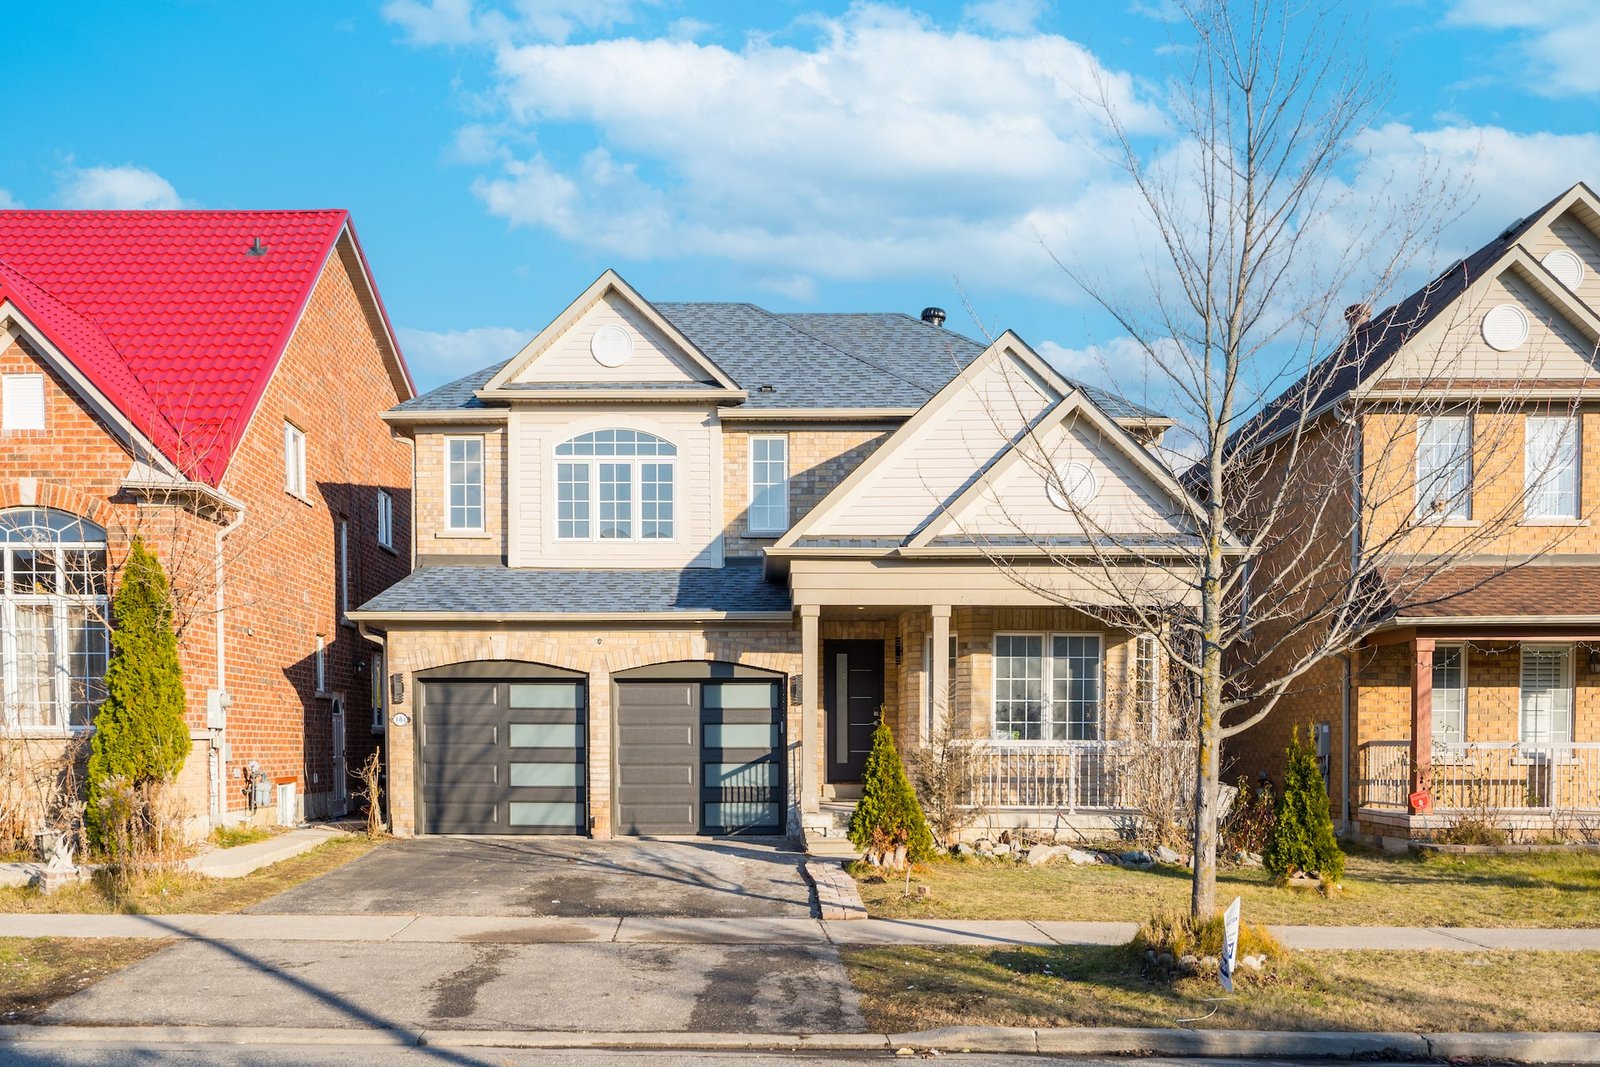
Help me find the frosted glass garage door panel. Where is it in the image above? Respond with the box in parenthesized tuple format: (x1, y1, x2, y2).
(703, 802, 781, 829)
(509, 801, 582, 827)
(702, 723, 780, 748)
(703, 683, 776, 709)
(509, 683, 581, 709)
(509, 723, 580, 748)
(509, 762, 583, 787)
(706, 761, 775, 787)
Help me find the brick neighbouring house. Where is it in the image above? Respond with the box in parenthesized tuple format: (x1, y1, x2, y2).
(0, 210, 414, 835)
(1225, 182, 1600, 846)
(351, 270, 1213, 842)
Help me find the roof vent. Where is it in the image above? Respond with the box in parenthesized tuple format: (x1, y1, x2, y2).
(246, 238, 268, 257)
(1343, 303, 1372, 331)
(757, 384, 776, 394)
(1497, 217, 1525, 241)
(921, 306, 946, 328)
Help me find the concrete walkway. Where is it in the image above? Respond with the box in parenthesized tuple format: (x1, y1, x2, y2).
(3, 912, 1599, 950)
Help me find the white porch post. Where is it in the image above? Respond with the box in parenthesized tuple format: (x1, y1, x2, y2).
(801, 605, 821, 814)
(930, 604, 952, 743)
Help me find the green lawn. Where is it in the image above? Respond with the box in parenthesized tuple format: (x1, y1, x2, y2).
(844, 945, 1600, 1032)
(0, 836, 375, 915)
(853, 849, 1600, 927)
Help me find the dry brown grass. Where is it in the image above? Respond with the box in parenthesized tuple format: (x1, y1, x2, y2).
(0, 836, 374, 915)
(0, 937, 167, 1023)
(854, 848, 1600, 927)
(844, 946, 1600, 1033)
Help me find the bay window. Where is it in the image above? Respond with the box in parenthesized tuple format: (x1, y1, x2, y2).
(992, 633, 1102, 741)
(0, 509, 109, 731)
(555, 429, 676, 541)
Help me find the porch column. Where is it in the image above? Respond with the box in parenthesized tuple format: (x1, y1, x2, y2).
(1408, 637, 1435, 814)
(930, 604, 952, 743)
(800, 605, 821, 814)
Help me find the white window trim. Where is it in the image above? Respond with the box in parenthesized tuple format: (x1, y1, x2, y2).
(1415, 413, 1473, 522)
(0, 528, 109, 736)
(1134, 633, 1161, 739)
(444, 435, 486, 533)
(376, 490, 394, 550)
(1431, 642, 1468, 752)
(338, 519, 351, 623)
(3, 374, 46, 432)
(314, 635, 328, 696)
(922, 631, 958, 739)
(550, 448, 678, 544)
(990, 631, 1105, 743)
(747, 434, 790, 535)
(284, 422, 307, 500)
(1524, 414, 1580, 522)
(1518, 643, 1574, 754)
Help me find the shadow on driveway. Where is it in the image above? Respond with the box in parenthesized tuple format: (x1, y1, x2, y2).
(248, 836, 817, 919)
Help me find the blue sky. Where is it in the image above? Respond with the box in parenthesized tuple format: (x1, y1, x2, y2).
(4, 0, 1598, 395)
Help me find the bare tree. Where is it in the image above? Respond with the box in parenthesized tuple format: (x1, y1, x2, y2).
(951, 0, 1589, 918)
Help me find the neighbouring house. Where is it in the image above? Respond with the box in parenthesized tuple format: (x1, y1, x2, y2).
(0, 210, 414, 837)
(352, 270, 1211, 843)
(1226, 182, 1600, 846)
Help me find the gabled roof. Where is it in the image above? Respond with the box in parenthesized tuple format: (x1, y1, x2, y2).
(0, 210, 413, 486)
(1233, 183, 1597, 453)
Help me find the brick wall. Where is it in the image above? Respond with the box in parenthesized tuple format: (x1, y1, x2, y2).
(722, 426, 890, 556)
(412, 426, 506, 561)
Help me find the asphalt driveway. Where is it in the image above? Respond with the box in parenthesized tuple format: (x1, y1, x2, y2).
(251, 836, 817, 918)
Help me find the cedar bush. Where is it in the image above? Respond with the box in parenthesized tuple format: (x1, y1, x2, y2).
(1262, 726, 1344, 883)
(86, 538, 190, 851)
(848, 716, 935, 868)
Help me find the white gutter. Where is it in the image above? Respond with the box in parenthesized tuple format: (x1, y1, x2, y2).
(346, 609, 794, 625)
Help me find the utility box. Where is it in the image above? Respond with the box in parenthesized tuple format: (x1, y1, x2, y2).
(276, 780, 297, 826)
(205, 689, 233, 731)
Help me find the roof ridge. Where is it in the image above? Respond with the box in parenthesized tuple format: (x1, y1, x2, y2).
(746, 305, 931, 395)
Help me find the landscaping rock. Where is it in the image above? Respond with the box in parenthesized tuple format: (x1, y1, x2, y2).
(1178, 953, 1200, 975)
(1064, 847, 1098, 865)
(991, 842, 1013, 856)
(1025, 845, 1059, 866)
(1237, 850, 1263, 868)
(1155, 952, 1175, 968)
(1153, 845, 1183, 865)
(953, 842, 976, 858)
(1093, 850, 1120, 864)
(1120, 849, 1153, 867)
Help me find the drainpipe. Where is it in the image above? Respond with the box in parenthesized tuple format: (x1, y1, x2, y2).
(1341, 652, 1353, 834)
(212, 504, 247, 821)
(358, 621, 390, 831)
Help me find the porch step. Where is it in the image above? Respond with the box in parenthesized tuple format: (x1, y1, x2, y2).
(803, 801, 861, 860)
(804, 831, 862, 861)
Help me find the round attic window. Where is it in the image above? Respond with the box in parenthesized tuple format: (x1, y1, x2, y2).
(590, 324, 634, 368)
(1047, 461, 1098, 511)
(1481, 304, 1529, 352)
(1541, 249, 1586, 290)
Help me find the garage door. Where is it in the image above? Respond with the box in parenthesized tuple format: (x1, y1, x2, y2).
(418, 677, 585, 834)
(614, 678, 783, 836)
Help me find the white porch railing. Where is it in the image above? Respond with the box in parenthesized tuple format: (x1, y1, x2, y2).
(1359, 740, 1600, 812)
(956, 739, 1194, 812)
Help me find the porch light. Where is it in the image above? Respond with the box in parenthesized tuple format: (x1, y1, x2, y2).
(894, 637, 902, 664)
(1588, 647, 1600, 674)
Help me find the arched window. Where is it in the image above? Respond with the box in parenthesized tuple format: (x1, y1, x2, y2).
(0, 509, 109, 731)
(553, 430, 677, 541)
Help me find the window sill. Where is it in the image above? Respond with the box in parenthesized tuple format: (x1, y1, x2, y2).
(742, 531, 786, 539)
(435, 530, 491, 539)
(1412, 518, 1480, 528)
(1518, 518, 1590, 527)
(6, 726, 94, 738)
(377, 541, 399, 556)
(286, 489, 314, 508)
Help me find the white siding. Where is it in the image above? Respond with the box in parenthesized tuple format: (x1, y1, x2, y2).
(1526, 212, 1600, 314)
(809, 352, 1058, 537)
(1380, 273, 1598, 384)
(507, 404, 724, 569)
(510, 292, 712, 386)
(935, 416, 1192, 541)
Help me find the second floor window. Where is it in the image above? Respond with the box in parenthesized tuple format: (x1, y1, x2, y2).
(446, 437, 485, 531)
(555, 429, 676, 541)
(1416, 414, 1471, 521)
(1525, 415, 1578, 520)
(284, 422, 307, 498)
(376, 490, 394, 549)
(748, 435, 790, 534)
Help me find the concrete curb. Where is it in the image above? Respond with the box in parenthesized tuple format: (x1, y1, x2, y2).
(2, 1023, 1598, 1061)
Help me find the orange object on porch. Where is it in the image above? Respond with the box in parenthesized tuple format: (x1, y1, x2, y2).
(1408, 790, 1433, 813)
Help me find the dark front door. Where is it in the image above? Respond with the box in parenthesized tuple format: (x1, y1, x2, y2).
(824, 639, 883, 783)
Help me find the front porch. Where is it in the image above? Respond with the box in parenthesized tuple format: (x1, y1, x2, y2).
(1352, 630, 1600, 841)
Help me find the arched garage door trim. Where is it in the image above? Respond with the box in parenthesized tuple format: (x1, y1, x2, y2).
(611, 660, 786, 837)
(415, 660, 586, 835)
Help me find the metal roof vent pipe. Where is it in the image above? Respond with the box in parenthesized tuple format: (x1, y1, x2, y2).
(921, 306, 946, 328)
(1343, 303, 1371, 332)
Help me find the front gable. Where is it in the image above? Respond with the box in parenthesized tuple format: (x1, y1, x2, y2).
(483, 271, 743, 399)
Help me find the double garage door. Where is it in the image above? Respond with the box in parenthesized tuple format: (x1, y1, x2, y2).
(418, 670, 782, 836)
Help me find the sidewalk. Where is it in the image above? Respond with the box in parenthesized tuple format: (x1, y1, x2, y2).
(3, 912, 1599, 950)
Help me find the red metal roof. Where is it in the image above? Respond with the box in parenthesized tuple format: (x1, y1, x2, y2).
(0, 210, 406, 487)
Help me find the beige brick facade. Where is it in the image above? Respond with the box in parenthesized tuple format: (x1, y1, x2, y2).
(413, 426, 507, 562)
(721, 426, 890, 557)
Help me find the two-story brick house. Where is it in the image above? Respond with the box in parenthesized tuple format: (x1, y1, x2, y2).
(0, 210, 414, 834)
(353, 271, 1209, 840)
(1226, 182, 1600, 844)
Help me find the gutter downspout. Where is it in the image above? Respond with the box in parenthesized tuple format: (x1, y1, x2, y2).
(357, 622, 389, 832)
(1341, 652, 1353, 835)
(212, 505, 247, 822)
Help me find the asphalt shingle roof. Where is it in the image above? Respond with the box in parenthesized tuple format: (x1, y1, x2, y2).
(395, 302, 1160, 420)
(356, 561, 791, 616)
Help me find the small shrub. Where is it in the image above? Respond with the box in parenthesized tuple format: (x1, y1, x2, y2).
(848, 716, 935, 869)
(1221, 777, 1275, 858)
(1433, 818, 1509, 847)
(95, 777, 189, 898)
(908, 715, 981, 847)
(1263, 727, 1345, 883)
(1132, 908, 1285, 978)
(353, 750, 386, 838)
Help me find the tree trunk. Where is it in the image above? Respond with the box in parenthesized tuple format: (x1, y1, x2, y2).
(1190, 716, 1221, 918)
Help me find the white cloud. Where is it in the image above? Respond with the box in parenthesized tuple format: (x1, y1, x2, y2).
(962, 0, 1045, 35)
(0, 189, 19, 209)
(384, 0, 644, 46)
(1445, 1, 1600, 96)
(401, 3, 1159, 295)
(56, 165, 183, 210)
(397, 324, 530, 386)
